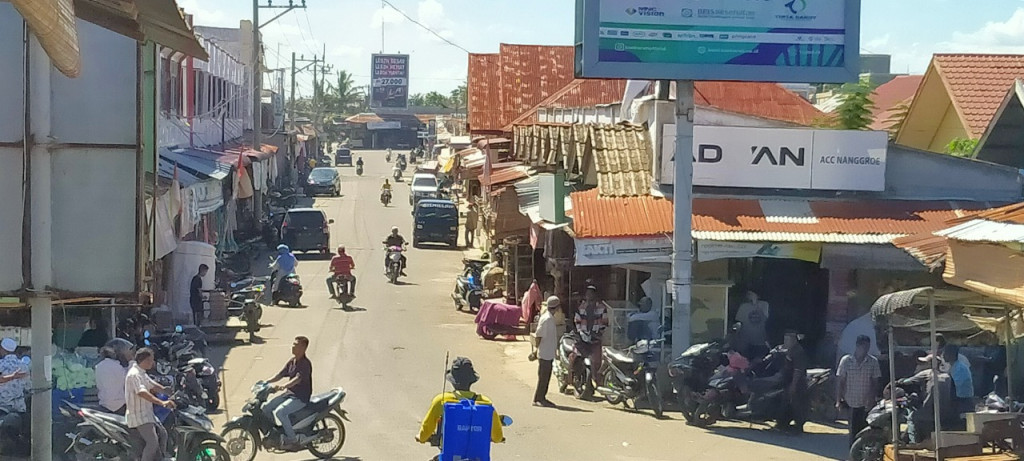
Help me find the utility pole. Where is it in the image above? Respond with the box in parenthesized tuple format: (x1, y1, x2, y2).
(251, 0, 306, 150)
(290, 52, 297, 131)
(671, 80, 695, 357)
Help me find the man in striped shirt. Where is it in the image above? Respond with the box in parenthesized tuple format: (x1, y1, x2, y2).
(125, 348, 175, 461)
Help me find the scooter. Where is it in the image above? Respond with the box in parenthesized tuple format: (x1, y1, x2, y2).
(268, 188, 297, 209)
(850, 390, 919, 461)
(330, 274, 356, 309)
(269, 268, 303, 307)
(385, 246, 405, 284)
(690, 347, 789, 428)
(667, 339, 728, 423)
(356, 163, 364, 176)
(381, 189, 392, 206)
(393, 166, 403, 182)
(0, 406, 29, 457)
(451, 259, 487, 313)
(73, 393, 229, 460)
(596, 339, 666, 418)
(555, 333, 595, 400)
(221, 381, 348, 461)
(386, 149, 392, 162)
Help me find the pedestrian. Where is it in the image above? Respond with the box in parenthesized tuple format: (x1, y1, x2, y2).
(837, 335, 881, 447)
(735, 290, 770, 360)
(575, 285, 608, 388)
(465, 203, 479, 248)
(945, 345, 974, 418)
(777, 330, 808, 435)
(190, 264, 209, 327)
(125, 348, 176, 461)
(533, 296, 560, 407)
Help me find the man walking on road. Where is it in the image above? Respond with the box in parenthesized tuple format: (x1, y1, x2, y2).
(533, 296, 560, 407)
(837, 334, 881, 447)
(465, 203, 479, 248)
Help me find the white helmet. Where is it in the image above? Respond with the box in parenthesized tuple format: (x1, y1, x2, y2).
(391, 226, 399, 233)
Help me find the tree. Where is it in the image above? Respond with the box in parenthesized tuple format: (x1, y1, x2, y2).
(449, 84, 467, 113)
(325, 70, 364, 116)
(408, 93, 426, 107)
(945, 137, 979, 158)
(833, 80, 875, 130)
(423, 91, 450, 107)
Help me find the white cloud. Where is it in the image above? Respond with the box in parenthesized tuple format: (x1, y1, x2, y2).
(329, 44, 365, 58)
(943, 8, 1024, 53)
(863, 33, 890, 53)
(371, 7, 404, 28)
(417, 0, 446, 27)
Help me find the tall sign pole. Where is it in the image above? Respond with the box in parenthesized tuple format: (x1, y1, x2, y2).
(671, 81, 695, 356)
(252, 0, 307, 149)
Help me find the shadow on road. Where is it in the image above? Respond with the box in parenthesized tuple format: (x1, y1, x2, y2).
(296, 253, 332, 261)
(339, 305, 367, 312)
(704, 425, 848, 460)
(549, 404, 592, 413)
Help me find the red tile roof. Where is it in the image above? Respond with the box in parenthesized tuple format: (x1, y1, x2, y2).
(869, 75, 923, 131)
(571, 191, 986, 240)
(467, 45, 575, 133)
(694, 82, 823, 126)
(504, 79, 628, 131)
(571, 189, 674, 238)
(932, 54, 1024, 138)
(468, 53, 502, 132)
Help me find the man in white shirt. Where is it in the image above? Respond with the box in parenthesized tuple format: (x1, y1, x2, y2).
(0, 338, 27, 414)
(95, 338, 133, 414)
(125, 348, 175, 461)
(533, 296, 560, 407)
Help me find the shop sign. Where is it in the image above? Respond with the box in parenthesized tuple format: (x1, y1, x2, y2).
(662, 126, 887, 191)
(697, 240, 822, 263)
(370, 54, 409, 109)
(367, 121, 402, 130)
(575, 236, 673, 266)
(575, 0, 861, 83)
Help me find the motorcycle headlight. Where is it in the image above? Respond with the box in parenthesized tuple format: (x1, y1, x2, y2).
(416, 224, 423, 229)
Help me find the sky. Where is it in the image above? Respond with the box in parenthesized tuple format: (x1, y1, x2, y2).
(178, 0, 1024, 98)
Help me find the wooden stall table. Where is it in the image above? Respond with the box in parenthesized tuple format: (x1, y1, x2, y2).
(885, 445, 1020, 461)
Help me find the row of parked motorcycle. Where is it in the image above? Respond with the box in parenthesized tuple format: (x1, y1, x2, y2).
(553, 333, 834, 424)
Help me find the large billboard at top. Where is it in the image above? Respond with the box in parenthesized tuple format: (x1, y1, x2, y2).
(371, 54, 409, 109)
(575, 0, 861, 83)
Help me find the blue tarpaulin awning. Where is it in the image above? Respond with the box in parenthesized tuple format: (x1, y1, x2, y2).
(160, 148, 231, 181)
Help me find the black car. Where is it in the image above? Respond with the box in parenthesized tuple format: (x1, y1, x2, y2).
(305, 167, 342, 196)
(280, 208, 333, 254)
(335, 148, 353, 166)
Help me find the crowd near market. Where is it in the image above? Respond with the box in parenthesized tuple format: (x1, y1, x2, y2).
(8, 1, 1024, 461)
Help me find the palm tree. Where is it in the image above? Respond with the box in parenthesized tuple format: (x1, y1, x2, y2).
(450, 84, 467, 114)
(326, 70, 364, 116)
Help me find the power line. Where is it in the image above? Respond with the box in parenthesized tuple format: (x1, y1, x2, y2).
(381, 0, 471, 54)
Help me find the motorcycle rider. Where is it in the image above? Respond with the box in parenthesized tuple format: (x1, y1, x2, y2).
(270, 244, 298, 294)
(264, 336, 314, 447)
(416, 357, 504, 446)
(356, 157, 364, 168)
(381, 178, 393, 203)
(96, 338, 134, 415)
(125, 347, 176, 461)
(327, 245, 356, 297)
(574, 285, 608, 387)
(383, 226, 408, 276)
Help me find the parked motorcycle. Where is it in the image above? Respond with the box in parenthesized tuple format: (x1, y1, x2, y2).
(268, 188, 297, 209)
(73, 393, 230, 460)
(850, 390, 919, 461)
(690, 346, 789, 428)
(555, 333, 595, 400)
(451, 258, 486, 313)
(269, 269, 303, 307)
(148, 328, 221, 411)
(0, 406, 29, 457)
(667, 339, 728, 423)
(380, 189, 392, 206)
(596, 339, 666, 418)
(221, 381, 348, 461)
(385, 246, 404, 284)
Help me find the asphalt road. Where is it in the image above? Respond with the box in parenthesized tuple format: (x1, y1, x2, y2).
(207, 150, 849, 461)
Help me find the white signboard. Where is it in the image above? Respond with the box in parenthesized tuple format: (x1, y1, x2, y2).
(697, 241, 822, 263)
(367, 120, 402, 130)
(575, 236, 673, 266)
(662, 126, 887, 191)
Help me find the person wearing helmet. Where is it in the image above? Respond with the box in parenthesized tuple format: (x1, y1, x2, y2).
(327, 246, 356, 297)
(270, 244, 298, 292)
(96, 338, 135, 414)
(382, 226, 408, 275)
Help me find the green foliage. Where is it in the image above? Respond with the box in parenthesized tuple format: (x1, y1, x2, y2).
(945, 137, 979, 158)
(833, 80, 876, 130)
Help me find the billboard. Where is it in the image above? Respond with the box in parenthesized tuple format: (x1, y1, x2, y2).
(371, 54, 409, 108)
(575, 0, 861, 83)
(661, 126, 887, 191)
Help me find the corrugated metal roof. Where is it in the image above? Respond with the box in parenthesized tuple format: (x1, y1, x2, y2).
(571, 189, 674, 238)
(891, 233, 949, 269)
(161, 148, 230, 180)
(969, 201, 1024, 224)
(692, 82, 822, 126)
(514, 175, 574, 225)
(571, 192, 986, 240)
(498, 44, 575, 130)
(937, 219, 1024, 243)
(479, 166, 532, 187)
(505, 79, 628, 131)
(512, 124, 586, 173)
(468, 53, 502, 132)
(590, 124, 651, 197)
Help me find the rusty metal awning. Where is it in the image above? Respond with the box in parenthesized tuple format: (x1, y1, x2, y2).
(74, 0, 209, 60)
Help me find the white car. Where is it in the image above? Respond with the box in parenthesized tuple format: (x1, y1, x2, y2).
(409, 173, 439, 205)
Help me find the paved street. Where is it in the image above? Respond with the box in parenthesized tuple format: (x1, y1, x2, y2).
(208, 150, 848, 461)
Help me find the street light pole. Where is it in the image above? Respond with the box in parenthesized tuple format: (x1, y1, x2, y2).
(252, 0, 261, 151)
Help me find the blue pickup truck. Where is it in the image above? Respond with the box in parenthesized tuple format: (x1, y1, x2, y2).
(412, 199, 459, 248)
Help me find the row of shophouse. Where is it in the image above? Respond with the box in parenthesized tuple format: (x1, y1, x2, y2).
(450, 44, 1024, 374)
(0, 1, 322, 347)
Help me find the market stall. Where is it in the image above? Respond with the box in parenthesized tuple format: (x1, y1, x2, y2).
(872, 287, 1024, 460)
